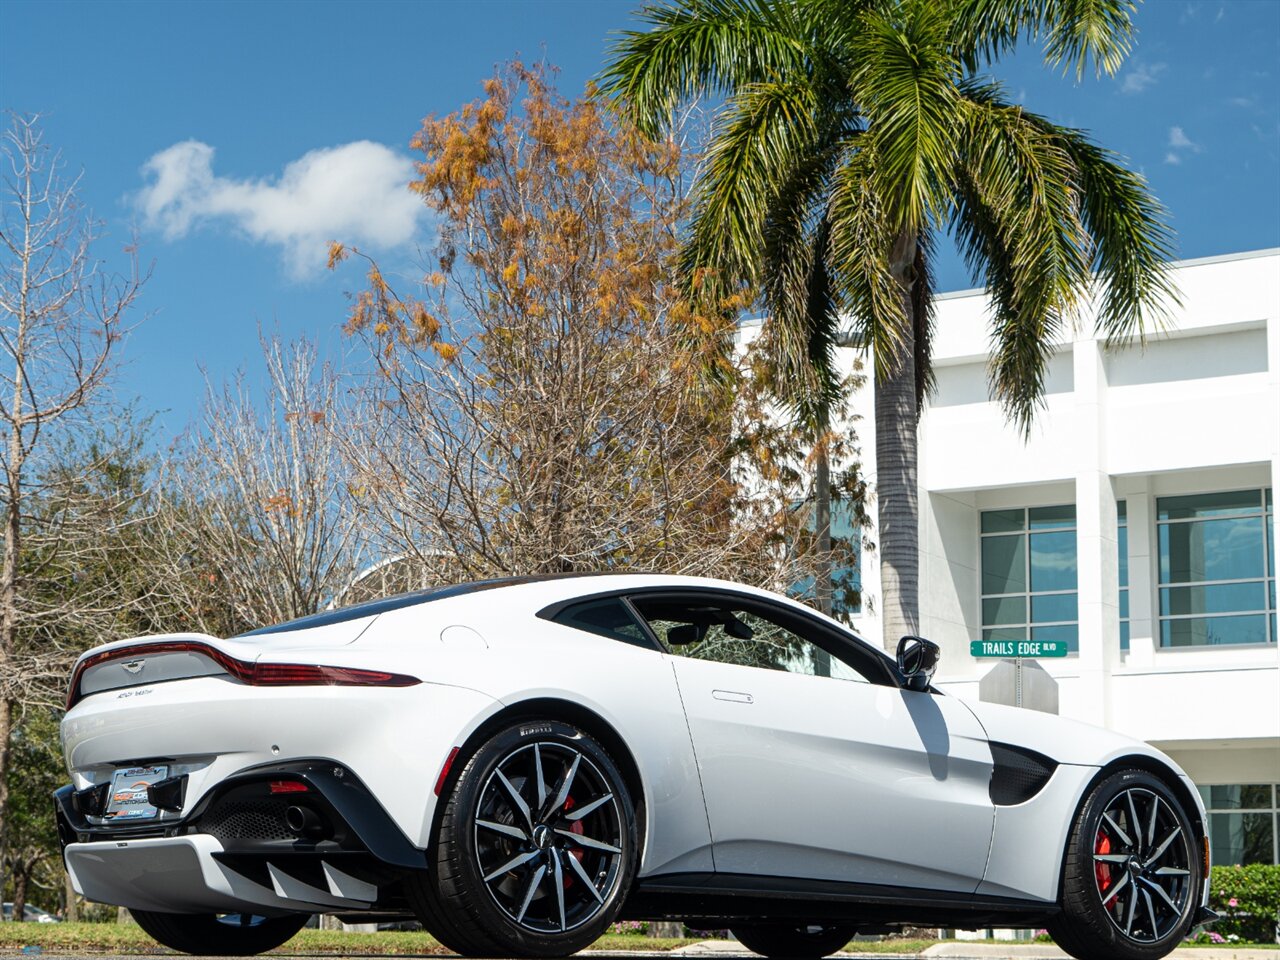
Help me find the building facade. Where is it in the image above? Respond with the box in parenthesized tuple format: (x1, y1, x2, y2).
(839, 248, 1280, 867)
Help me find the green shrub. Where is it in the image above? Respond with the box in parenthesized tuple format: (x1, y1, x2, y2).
(1209, 864, 1280, 943)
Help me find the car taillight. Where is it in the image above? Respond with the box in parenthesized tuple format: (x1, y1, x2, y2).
(269, 780, 310, 795)
(65, 640, 419, 709)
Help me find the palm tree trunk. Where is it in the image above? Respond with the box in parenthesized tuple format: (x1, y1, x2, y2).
(876, 231, 921, 651)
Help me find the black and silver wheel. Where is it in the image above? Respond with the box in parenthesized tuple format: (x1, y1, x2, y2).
(731, 923, 857, 959)
(1050, 769, 1200, 960)
(131, 910, 307, 956)
(410, 719, 638, 958)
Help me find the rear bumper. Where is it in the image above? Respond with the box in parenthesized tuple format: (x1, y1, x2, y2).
(64, 834, 380, 914)
(55, 760, 425, 914)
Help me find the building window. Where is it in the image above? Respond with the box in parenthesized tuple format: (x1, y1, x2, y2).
(791, 499, 862, 618)
(1199, 783, 1279, 866)
(980, 505, 1078, 652)
(1118, 500, 1129, 654)
(1157, 488, 1275, 647)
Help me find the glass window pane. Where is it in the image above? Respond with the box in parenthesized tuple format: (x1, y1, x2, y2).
(982, 535, 1026, 595)
(1159, 516, 1266, 583)
(1161, 614, 1270, 647)
(553, 598, 652, 647)
(1207, 812, 1275, 866)
(1198, 785, 1275, 810)
(982, 626, 1027, 641)
(1030, 531, 1077, 592)
(1117, 500, 1127, 523)
(1032, 623, 1078, 653)
(1159, 490, 1264, 521)
(1029, 504, 1075, 529)
(1119, 589, 1129, 619)
(1119, 620, 1130, 653)
(982, 595, 1026, 626)
(981, 509, 1024, 534)
(1031, 592, 1078, 623)
(1118, 525, 1129, 587)
(1160, 581, 1267, 616)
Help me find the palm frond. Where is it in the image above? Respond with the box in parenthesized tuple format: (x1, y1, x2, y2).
(827, 146, 911, 381)
(952, 0, 1136, 79)
(1051, 126, 1179, 343)
(682, 76, 836, 295)
(598, 0, 819, 138)
(849, 0, 961, 234)
(954, 82, 1094, 432)
(910, 229, 936, 411)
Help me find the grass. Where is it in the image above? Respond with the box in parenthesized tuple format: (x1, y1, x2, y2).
(0, 924, 940, 955)
(0, 923, 706, 955)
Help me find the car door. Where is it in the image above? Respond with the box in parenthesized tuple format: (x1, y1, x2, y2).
(630, 590, 995, 894)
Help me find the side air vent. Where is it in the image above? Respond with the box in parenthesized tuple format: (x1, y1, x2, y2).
(989, 742, 1057, 806)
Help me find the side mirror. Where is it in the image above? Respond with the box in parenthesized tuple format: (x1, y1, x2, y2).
(896, 635, 940, 692)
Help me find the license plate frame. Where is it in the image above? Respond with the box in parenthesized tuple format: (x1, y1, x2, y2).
(103, 764, 169, 822)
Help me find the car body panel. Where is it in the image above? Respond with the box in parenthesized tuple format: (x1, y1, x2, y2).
(670, 656, 996, 892)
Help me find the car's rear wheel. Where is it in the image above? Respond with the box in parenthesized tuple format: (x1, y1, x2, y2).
(131, 910, 307, 956)
(410, 719, 638, 957)
(1049, 769, 1200, 960)
(731, 923, 857, 958)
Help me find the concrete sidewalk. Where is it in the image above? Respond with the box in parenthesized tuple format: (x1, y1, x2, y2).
(670, 940, 1278, 960)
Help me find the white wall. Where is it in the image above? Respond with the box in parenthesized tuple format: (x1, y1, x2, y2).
(839, 249, 1280, 759)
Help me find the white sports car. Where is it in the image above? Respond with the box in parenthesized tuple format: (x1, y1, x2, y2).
(57, 574, 1212, 959)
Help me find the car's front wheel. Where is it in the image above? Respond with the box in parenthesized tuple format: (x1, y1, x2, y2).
(730, 923, 858, 958)
(1049, 769, 1201, 960)
(131, 910, 307, 956)
(410, 719, 638, 958)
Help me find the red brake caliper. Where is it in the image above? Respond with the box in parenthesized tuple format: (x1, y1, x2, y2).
(1095, 830, 1113, 892)
(563, 795, 585, 887)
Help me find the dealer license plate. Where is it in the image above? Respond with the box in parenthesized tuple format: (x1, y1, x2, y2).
(103, 765, 169, 822)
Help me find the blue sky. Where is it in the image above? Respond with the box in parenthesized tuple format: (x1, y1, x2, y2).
(3, 0, 1278, 437)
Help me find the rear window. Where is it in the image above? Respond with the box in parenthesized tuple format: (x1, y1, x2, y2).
(236, 577, 533, 637)
(549, 598, 658, 651)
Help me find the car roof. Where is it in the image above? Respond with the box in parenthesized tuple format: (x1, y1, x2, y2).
(236, 572, 776, 638)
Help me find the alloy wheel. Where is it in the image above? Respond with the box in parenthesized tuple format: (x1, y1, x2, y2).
(473, 740, 625, 934)
(1092, 787, 1194, 943)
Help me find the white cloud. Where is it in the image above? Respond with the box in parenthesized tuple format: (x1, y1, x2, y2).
(1164, 126, 1202, 165)
(137, 140, 425, 278)
(1121, 62, 1167, 95)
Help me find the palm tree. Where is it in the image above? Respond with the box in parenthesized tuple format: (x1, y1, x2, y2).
(600, 0, 1176, 649)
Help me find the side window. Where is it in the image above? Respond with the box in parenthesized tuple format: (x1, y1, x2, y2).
(630, 596, 872, 683)
(549, 598, 656, 650)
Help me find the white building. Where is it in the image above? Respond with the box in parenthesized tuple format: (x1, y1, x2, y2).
(838, 248, 1280, 868)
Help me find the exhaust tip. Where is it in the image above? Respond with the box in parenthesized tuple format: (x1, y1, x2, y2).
(284, 804, 329, 840)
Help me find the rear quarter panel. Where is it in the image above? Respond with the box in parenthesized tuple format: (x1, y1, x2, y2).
(362, 593, 714, 877)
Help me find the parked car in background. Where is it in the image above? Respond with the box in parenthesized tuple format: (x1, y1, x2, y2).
(2, 902, 60, 922)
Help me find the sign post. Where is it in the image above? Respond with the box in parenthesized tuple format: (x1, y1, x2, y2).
(971, 639, 1067, 709)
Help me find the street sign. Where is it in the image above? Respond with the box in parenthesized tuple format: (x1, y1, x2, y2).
(970, 639, 1069, 658)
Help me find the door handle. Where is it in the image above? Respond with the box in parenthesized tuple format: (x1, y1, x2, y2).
(712, 689, 754, 704)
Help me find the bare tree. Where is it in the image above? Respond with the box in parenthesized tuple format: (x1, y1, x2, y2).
(0, 113, 145, 903)
(143, 335, 367, 637)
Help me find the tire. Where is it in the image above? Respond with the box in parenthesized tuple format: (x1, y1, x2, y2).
(731, 923, 858, 958)
(1048, 769, 1201, 960)
(409, 719, 639, 958)
(131, 910, 307, 956)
